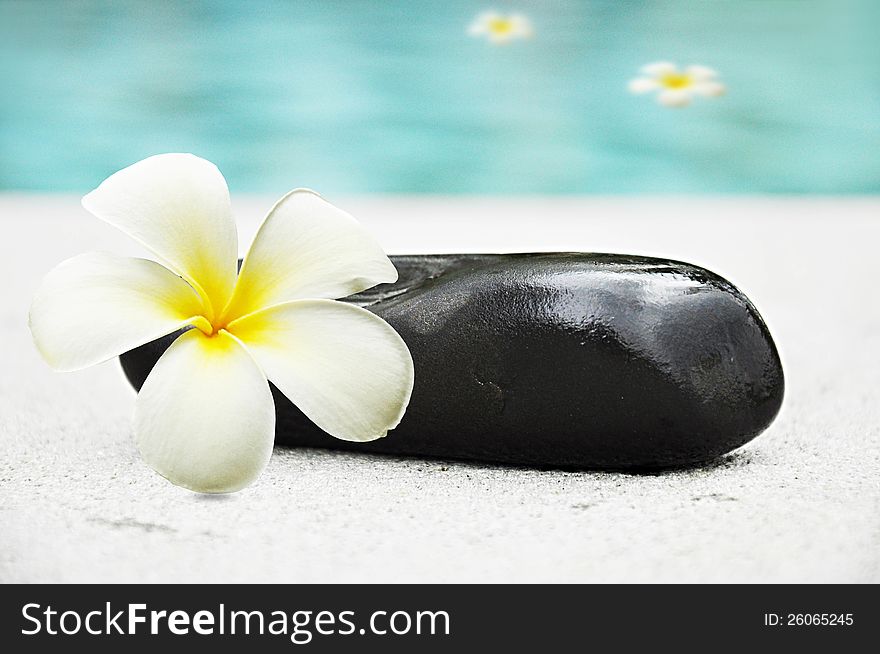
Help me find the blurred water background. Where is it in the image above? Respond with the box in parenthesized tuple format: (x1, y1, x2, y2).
(0, 0, 877, 194)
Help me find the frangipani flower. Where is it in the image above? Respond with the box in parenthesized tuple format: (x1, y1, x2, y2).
(629, 62, 726, 107)
(29, 154, 414, 493)
(468, 10, 533, 44)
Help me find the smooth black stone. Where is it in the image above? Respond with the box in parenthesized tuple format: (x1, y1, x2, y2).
(120, 253, 784, 470)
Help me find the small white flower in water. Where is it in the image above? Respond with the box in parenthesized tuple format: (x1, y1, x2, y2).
(468, 10, 533, 44)
(29, 154, 414, 494)
(629, 62, 726, 107)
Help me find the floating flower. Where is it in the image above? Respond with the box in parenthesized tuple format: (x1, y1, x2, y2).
(468, 10, 533, 44)
(628, 62, 726, 107)
(29, 154, 415, 493)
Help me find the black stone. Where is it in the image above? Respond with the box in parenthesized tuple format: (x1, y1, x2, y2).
(120, 253, 784, 470)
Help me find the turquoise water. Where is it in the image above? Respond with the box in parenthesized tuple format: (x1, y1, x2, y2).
(1, 0, 878, 193)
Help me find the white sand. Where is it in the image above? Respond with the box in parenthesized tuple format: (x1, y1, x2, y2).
(1, 195, 877, 583)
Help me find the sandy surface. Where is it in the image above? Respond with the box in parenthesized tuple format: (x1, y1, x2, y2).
(1, 194, 878, 583)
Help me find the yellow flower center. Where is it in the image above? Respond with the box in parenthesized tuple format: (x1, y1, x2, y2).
(192, 315, 229, 338)
(660, 73, 692, 89)
(488, 17, 514, 34)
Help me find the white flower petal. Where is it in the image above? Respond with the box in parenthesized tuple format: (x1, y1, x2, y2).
(640, 61, 678, 78)
(510, 14, 533, 37)
(134, 329, 275, 493)
(222, 189, 397, 321)
(693, 80, 727, 97)
(29, 252, 207, 372)
(474, 12, 499, 24)
(686, 64, 718, 81)
(227, 299, 414, 443)
(658, 89, 692, 107)
(468, 12, 497, 35)
(628, 77, 660, 94)
(81, 154, 238, 318)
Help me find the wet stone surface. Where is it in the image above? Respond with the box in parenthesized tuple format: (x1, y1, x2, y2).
(121, 253, 784, 470)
